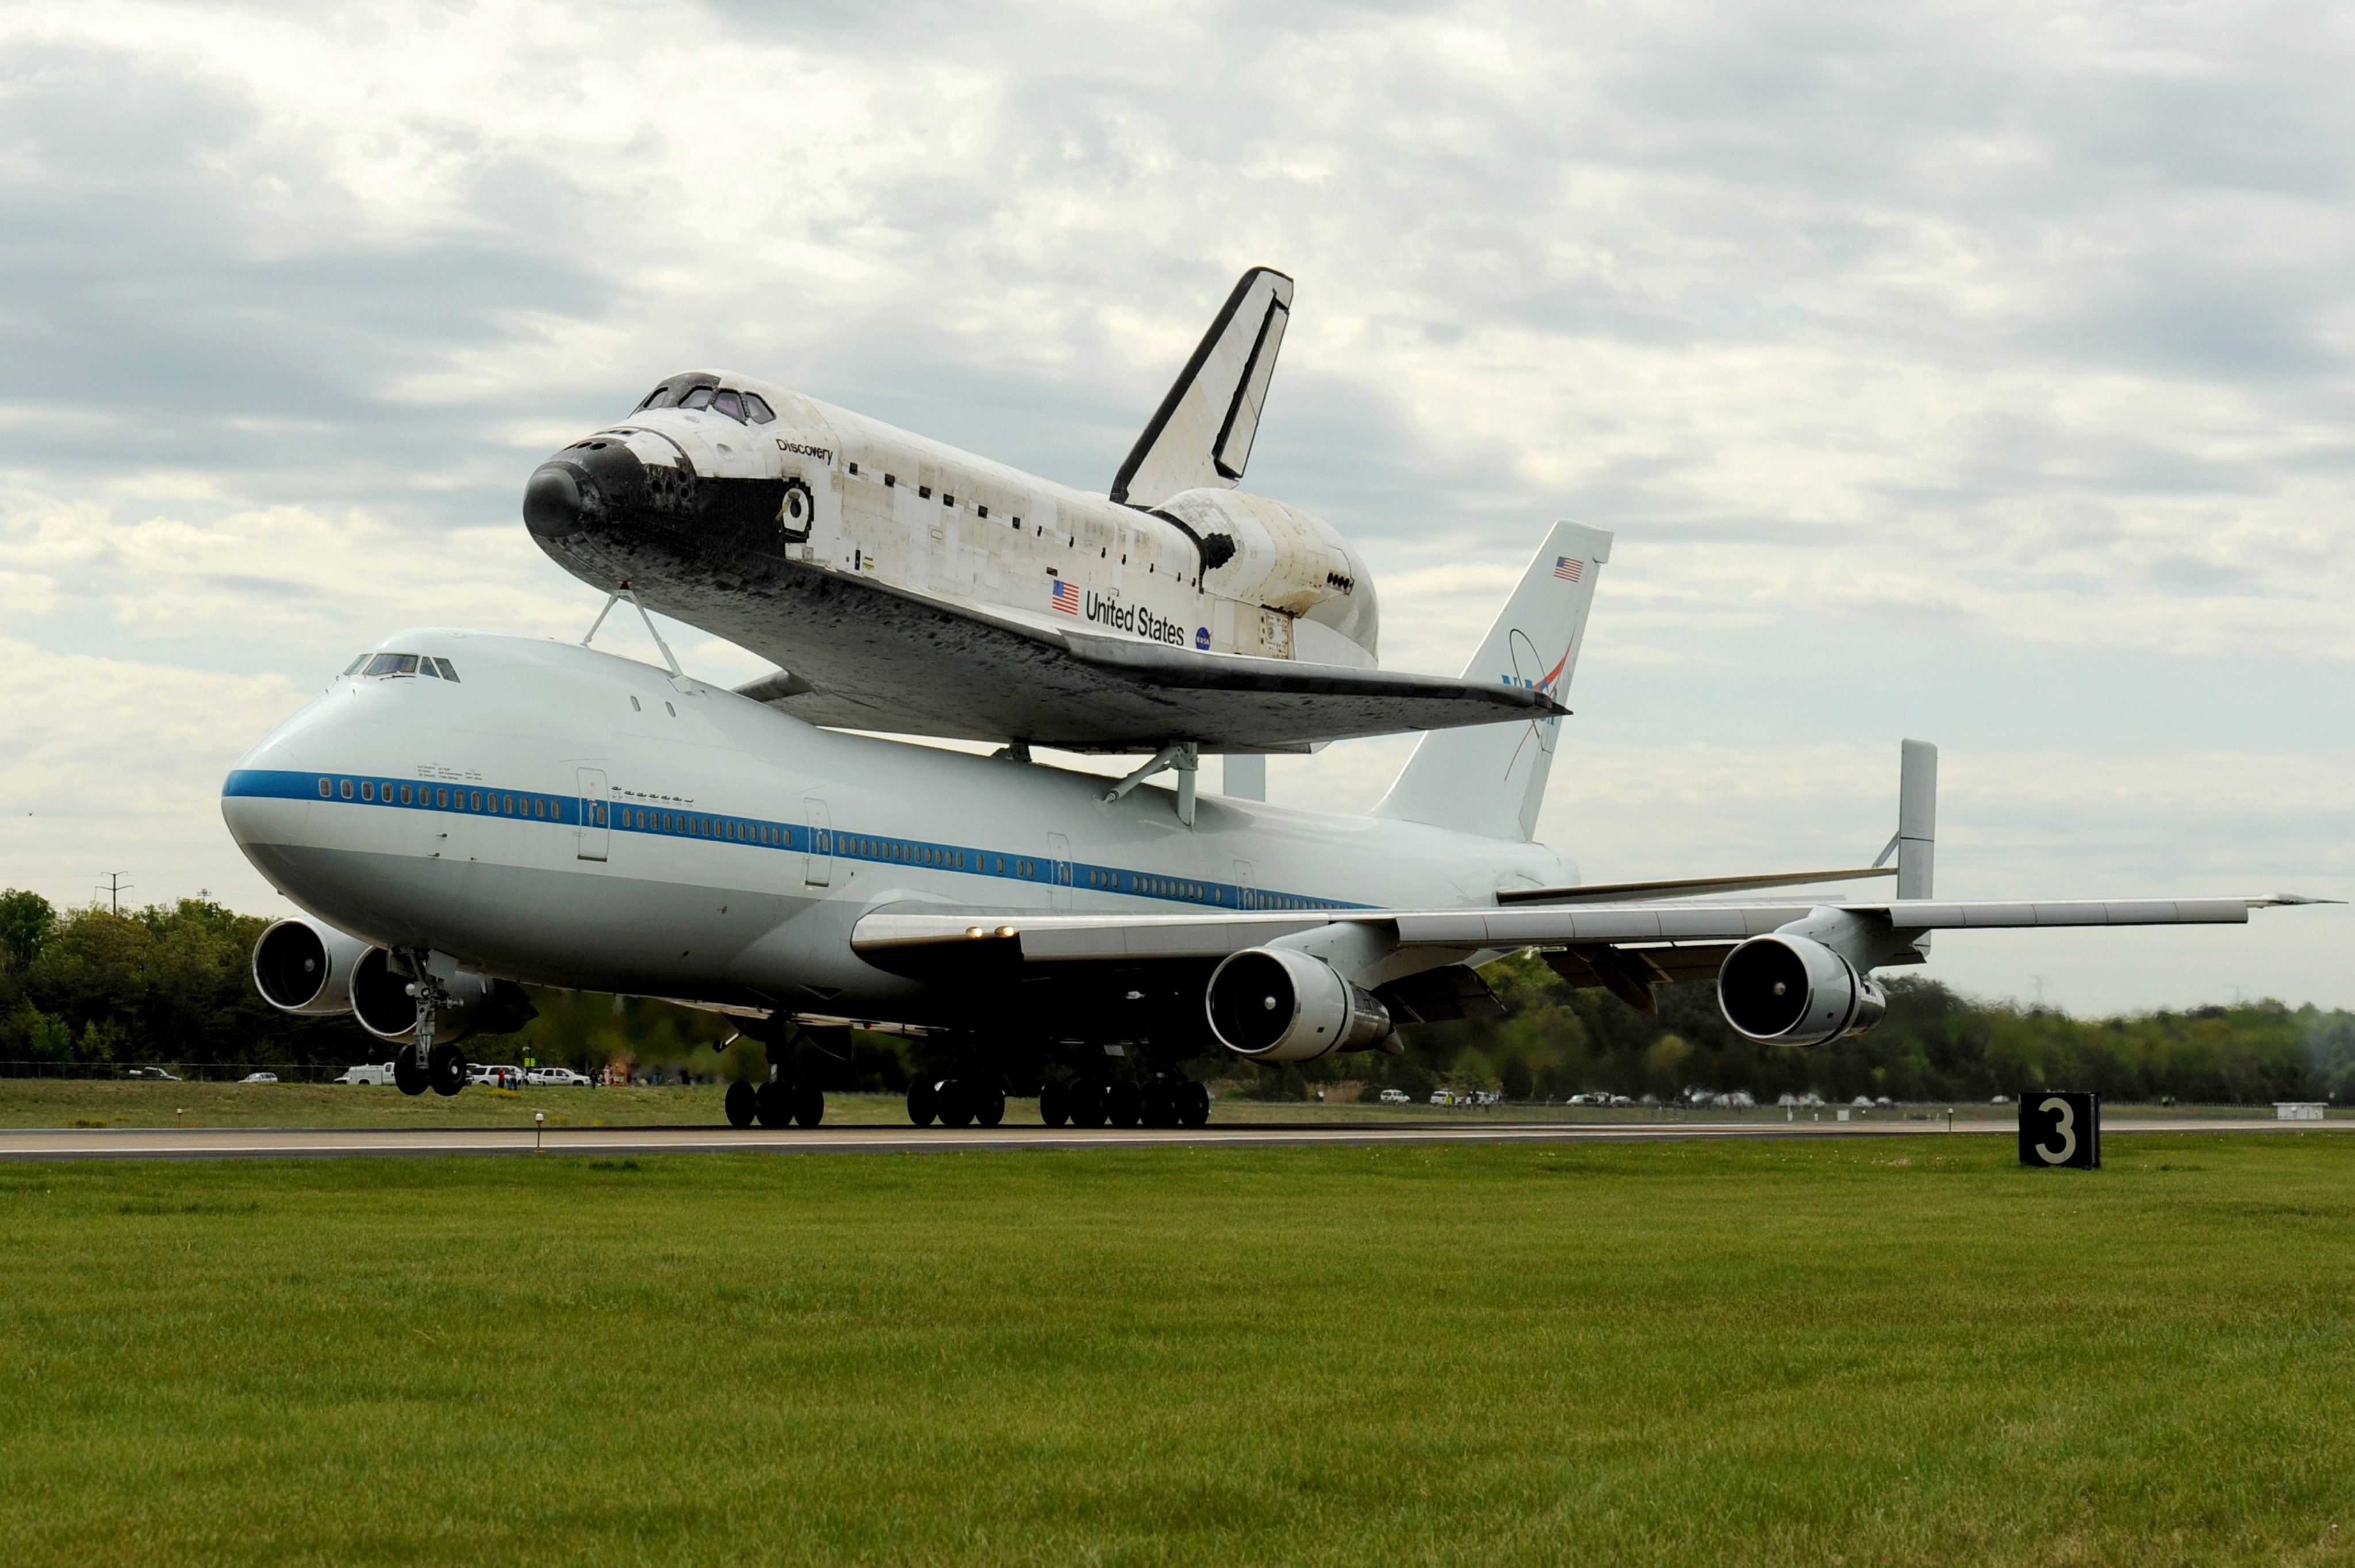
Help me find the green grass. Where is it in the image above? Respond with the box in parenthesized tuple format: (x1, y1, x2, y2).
(3, 1136, 2353, 1564)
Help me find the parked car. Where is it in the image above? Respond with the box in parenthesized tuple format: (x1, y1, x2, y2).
(335, 1063, 396, 1086)
(119, 1065, 180, 1081)
(239, 1071, 279, 1084)
(526, 1067, 592, 1087)
(469, 1064, 524, 1088)
(1377, 1088, 1411, 1105)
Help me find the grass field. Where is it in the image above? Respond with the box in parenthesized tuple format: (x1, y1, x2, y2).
(3, 1135, 2352, 1565)
(0, 1076, 2327, 1131)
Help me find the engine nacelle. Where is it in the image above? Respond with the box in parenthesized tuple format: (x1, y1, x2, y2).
(1205, 947, 1393, 1063)
(251, 918, 371, 1016)
(1716, 934, 1887, 1047)
(348, 948, 534, 1046)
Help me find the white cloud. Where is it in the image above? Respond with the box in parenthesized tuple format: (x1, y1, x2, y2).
(0, 0, 2347, 1012)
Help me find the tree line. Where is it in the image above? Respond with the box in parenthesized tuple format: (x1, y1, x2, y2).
(3, 890, 2350, 1103)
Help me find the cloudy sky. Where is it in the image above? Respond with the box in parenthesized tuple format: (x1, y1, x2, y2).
(1, 0, 2348, 1011)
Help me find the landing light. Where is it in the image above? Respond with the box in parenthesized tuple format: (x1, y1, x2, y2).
(996, 925, 1018, 938)
(965, 926, 985, 938)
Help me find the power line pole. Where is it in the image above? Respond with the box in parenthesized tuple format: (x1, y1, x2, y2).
(95, 872, 132, 916)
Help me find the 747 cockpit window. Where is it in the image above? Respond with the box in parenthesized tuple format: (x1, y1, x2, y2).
(362, 654, 461, 681)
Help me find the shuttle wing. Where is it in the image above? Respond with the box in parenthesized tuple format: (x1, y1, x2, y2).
(730, 562, 1559, 752)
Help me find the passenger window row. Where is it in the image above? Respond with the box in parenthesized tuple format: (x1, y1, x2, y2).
(316, 779, 569, 819)
(304, 778, 1345, 907)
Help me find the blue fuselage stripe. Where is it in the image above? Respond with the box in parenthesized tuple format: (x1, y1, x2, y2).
(221, 769, 1364, 913)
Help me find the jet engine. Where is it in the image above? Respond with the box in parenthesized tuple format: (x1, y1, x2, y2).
(1716, 934, 1887, 1047)
(348, 948, 535, 1046)
(251, 918, 371, 1016)
(1205, 947, 1393, 1062)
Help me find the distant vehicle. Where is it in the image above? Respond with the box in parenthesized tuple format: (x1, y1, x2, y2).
(1377, 1088, 1410, 1105)
(1609, 1095, 1634, 1107)
(469, 1064, 524, 1088)
(1853, 1095, 1875, 1107)
(526, 1067, 592, 1087)
(335, 1063, 396, 1085)
(240, 1071, 279, 1084)
(1990, 1094, 2009, 1104)
(1568, 1091, 1614, 1106)
(1716, 1091, 1755, 1110)
(119, 1065, 180, 1081)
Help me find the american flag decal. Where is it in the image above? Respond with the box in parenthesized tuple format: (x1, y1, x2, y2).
(1554, 557, 1583, 582)
(1050, 577, 1080, 614)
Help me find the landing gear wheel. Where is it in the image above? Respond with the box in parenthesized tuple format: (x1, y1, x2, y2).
(1141, 1081, 1178, 1128)
(1180, 1081, 1211, 1127)
(394, 1052, 429, 1097)
(724, 1080, 758, 1128)
(755, 1080, 793, 1128)
(427, 1044, 467, 1097)
(1107, 1079, 1142, 1128)
(938, 1078, 976, 1129)
(973, 1084, 1006, 1128)
(1069, 1080, 1107, 1129)
(907, 1078, 939, 1126)
(793, 1083, 824, 1128)
(1038, 1081, 1069, 1128)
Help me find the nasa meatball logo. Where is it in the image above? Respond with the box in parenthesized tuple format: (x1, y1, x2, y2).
(1195, 626, 1211, 651)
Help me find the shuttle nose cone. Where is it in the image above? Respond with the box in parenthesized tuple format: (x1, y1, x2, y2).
(523, 462, 585, 538)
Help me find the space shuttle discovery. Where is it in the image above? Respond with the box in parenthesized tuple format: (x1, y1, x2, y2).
(521, 269, 1567, 755)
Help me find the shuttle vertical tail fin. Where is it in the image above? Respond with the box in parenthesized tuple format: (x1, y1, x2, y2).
(1371, 522, 1612, 842)
(1110, 267, 1293, 508)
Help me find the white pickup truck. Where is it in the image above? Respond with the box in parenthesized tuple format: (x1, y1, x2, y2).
(335, 1063, 396, 1086)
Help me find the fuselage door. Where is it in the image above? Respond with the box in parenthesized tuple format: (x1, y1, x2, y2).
(804, 798, 833, 888)
(1048, 832, 1072, 911)
(1233, 858, 1255, 911)
(575, 768, 610, 861)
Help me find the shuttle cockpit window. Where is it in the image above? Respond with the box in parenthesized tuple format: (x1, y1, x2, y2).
(679, 386, 716, 412)
(635, 384, 678, 411)
(711, 389, 745, 420)
(742, 392, 777, 424)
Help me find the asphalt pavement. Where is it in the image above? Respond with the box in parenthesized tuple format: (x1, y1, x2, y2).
(0, 1115, 2343, 1161)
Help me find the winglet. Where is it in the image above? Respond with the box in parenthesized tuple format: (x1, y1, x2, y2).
(1111, 267, 1293, 508)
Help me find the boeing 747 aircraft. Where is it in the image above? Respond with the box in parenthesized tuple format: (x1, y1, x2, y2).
(517, 269, 1562, 770)
(227, 522, 2323, 1129)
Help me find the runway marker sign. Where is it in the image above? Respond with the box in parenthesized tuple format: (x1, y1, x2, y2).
(2019, 1091, 2101, 1169)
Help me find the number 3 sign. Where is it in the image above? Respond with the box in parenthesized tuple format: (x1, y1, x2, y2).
(2018, 1091, 2101, 1169)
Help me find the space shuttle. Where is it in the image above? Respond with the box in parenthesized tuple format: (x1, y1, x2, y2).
(520, 270, 1564, 764)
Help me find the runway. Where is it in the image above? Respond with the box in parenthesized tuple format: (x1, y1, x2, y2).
(0, 1114, 2342, 1161)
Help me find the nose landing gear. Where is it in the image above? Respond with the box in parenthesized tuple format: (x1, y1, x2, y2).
(399, 959, 467, 1097)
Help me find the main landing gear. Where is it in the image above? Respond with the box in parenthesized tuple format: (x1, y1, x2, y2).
(952, 1074, 1207, 1129)
(905, 1075, 1006, 1128)
(724, 1024, 825, 1130)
